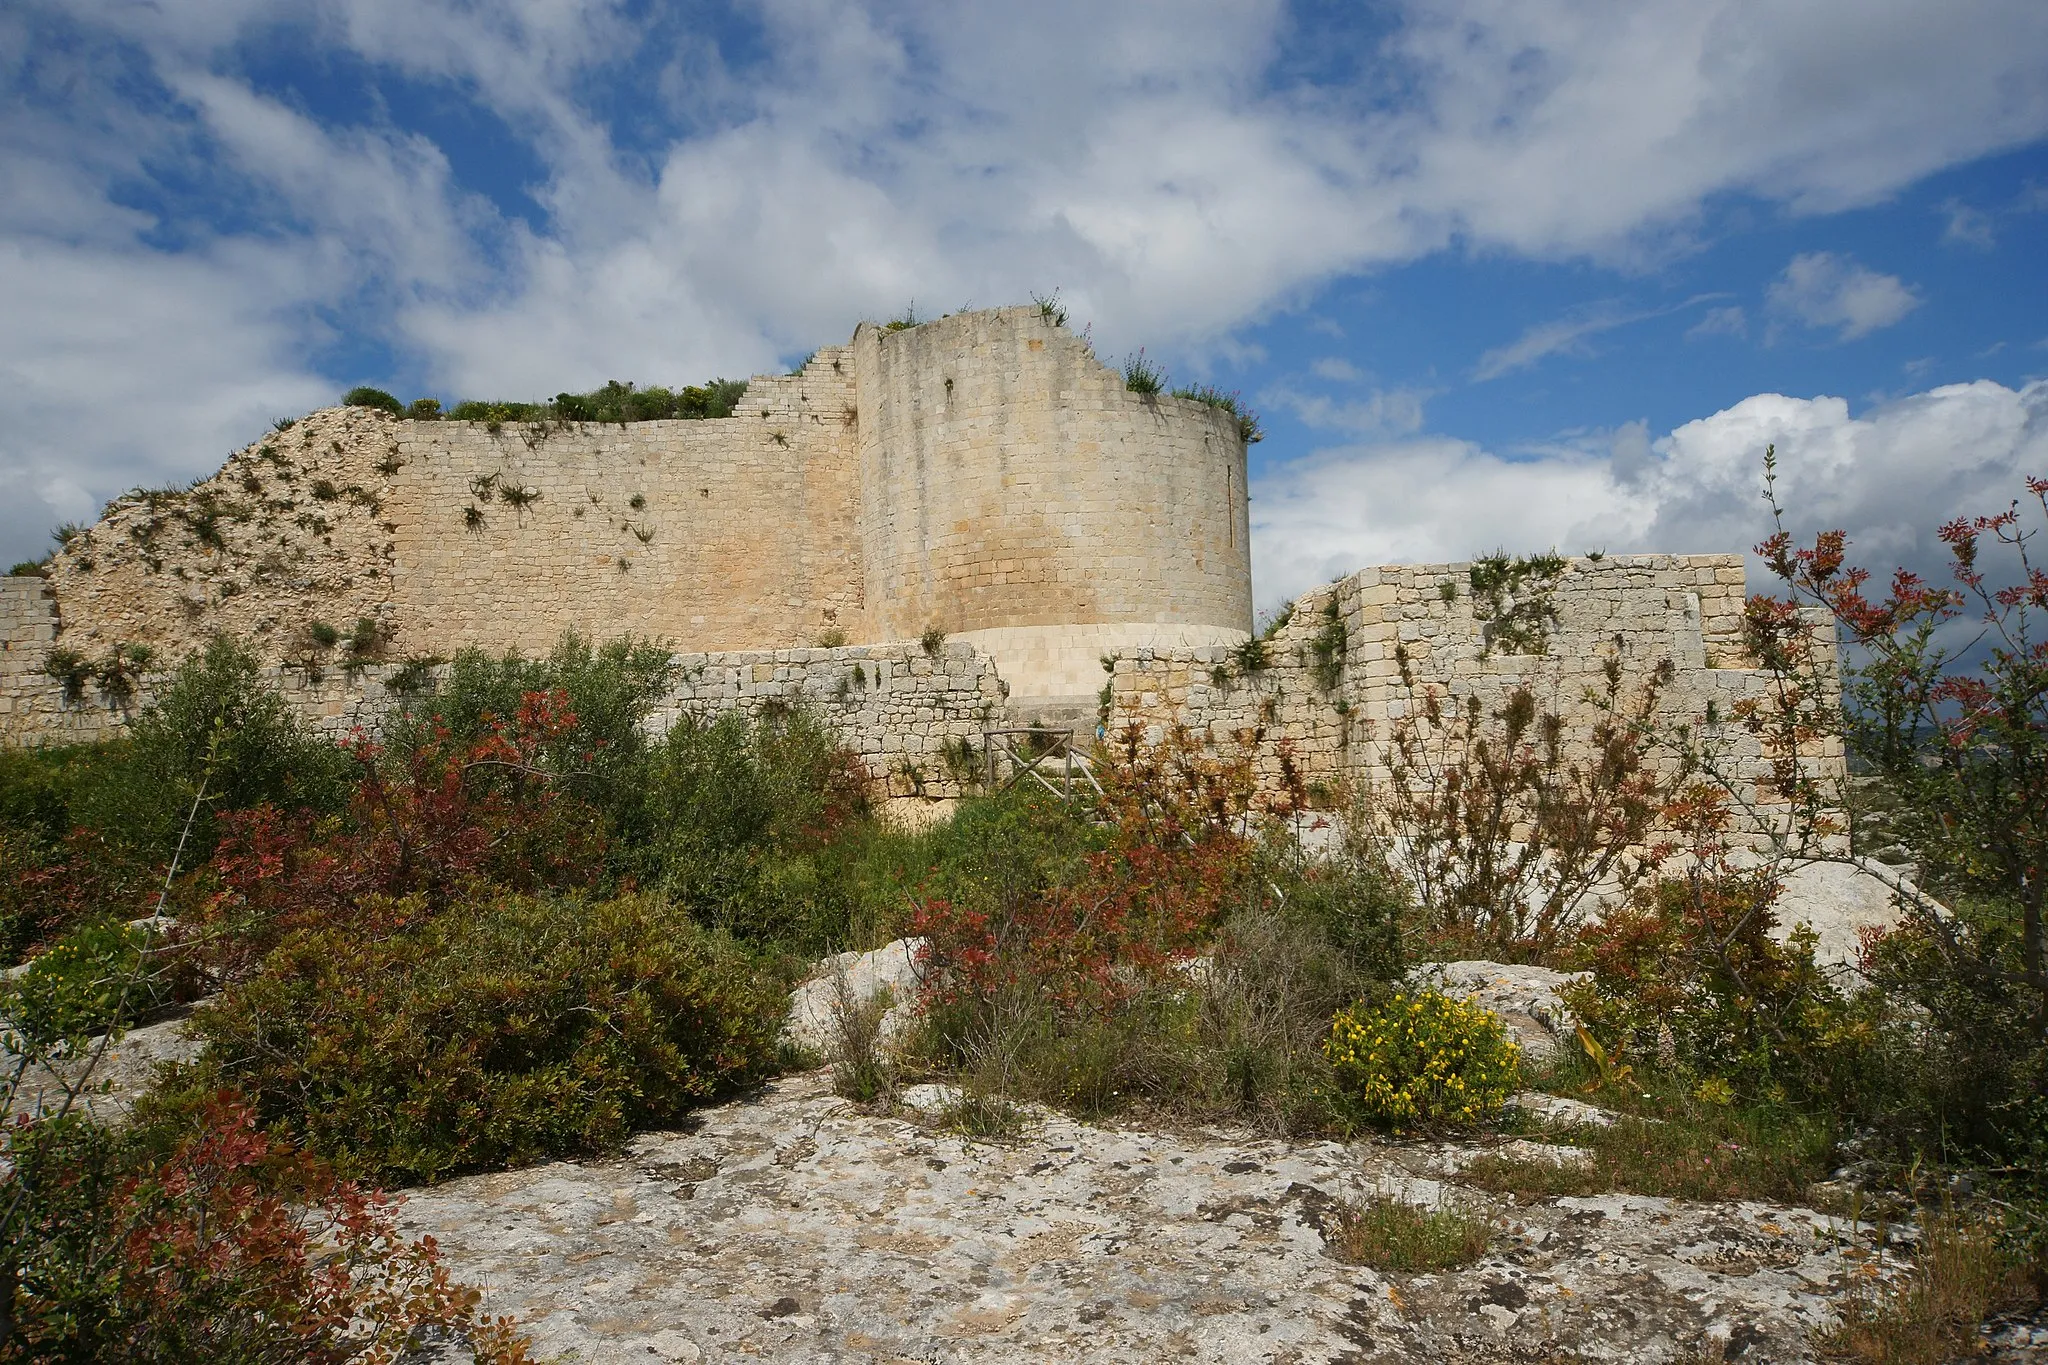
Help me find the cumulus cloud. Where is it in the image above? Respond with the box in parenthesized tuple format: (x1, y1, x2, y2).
(5, 0, 2048, 563)
(1766, 252, 1922, 340)
(1249, 378, 2048, 612)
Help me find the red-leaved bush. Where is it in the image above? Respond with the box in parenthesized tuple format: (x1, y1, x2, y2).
(913, 729, 1259, 1019)
(2, 1096, 530, 1363)
(195, 688, 607, 979)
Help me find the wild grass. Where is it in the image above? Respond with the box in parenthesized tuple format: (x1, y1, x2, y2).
(1463, 1060, 1837, 1205)
(1324, 1192, 1495, 1271)
(1817, 1206, 2033, 1365)
(828, 977, 896, 1105)
(935, 1089, 1027, 1141)
(1169, 383, 1264, 443)
(1122, 349, 1166, 394)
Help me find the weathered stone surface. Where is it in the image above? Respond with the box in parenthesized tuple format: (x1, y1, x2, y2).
(396, 1069, 1878, 1363)
(1410, 960, 1585, 1062)
(5, 1013, 201, 1122)
(782, 937, 929, 1058)
(1507, 1091, 1619, 1129)
(1774, 858, 1929, 978)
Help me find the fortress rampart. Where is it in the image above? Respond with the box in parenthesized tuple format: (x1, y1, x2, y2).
(6, 306, 1249, 716)
(0, 305, 1843, 837)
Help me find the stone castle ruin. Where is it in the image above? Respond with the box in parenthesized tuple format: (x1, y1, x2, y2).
(0, 306, 1837, 826)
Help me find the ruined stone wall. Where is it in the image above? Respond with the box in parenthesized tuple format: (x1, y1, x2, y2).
(646, 641, 1006, 799)
(1108, 554, 1844, 844)
(26, 354, 864, 675)
(34, 406, 405, 672)
(10, 307, 1257, 723)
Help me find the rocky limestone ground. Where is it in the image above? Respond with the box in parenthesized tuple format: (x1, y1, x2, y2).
(394, 1068, 1885, 1365)
(16, 935, 2041, 1362)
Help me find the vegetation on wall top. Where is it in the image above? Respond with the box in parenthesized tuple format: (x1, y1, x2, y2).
(349, 379, 751, 427)
(1468, 550, 1567, 656)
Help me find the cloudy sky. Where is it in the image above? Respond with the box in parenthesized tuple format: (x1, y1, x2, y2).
(4, 0, 2046, 613)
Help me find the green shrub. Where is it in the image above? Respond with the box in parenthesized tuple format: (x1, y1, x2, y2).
(0, 748, 174, 956)
(341, 386, 403, 415)
(642, 708, 871, 950)
(1, 918, 170, 1051)
(190, 891, 781, 1184)
(1859, 902, 2048, 1167)
(1563, 868, 1876, 1105)
(390, 632, 673, 837)
(1266, 822, 1412, 982)
(406, 396, 443, 419)
(1324, 989, 1520, 1130)
(72, 636, 352, 861)
(449, 378, 747, 426)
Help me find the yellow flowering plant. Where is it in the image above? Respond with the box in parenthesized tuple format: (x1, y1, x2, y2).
(1324, 989, 1519, 1130)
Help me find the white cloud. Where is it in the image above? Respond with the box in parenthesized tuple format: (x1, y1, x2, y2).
(1249, 378, 2048, 612)
(1473, 306, 1641, 381)
(1766, 252, 1922, 341)
(1940, 198, 1997, 248)
(1311, 357, 1365, 382)
(1475, 296, 1725, 379)
(1688, 305, 1747, 339)
(1262, 383, 1434, 438)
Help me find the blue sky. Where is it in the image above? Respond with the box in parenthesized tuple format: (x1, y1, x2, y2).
(4, 0, 2045, 612)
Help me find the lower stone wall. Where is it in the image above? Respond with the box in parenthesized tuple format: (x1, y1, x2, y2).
(645, 642, 1008, 798)
(0, 608, 1009, 801)
(3, 552, 1848, 835)
(1106, 554, 1846, 848)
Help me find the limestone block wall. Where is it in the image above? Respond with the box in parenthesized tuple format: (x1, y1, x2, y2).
(1108, 554, 1845, 845)
(0, 630, 1008, 803)
(645, 642, 1009, 798)
(853, 307, 1253, 693)
(384, 351, 862, 656)
(955, 621, 1248, 702)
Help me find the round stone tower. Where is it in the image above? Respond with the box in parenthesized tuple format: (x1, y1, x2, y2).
(852, 307, 1253, 709)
